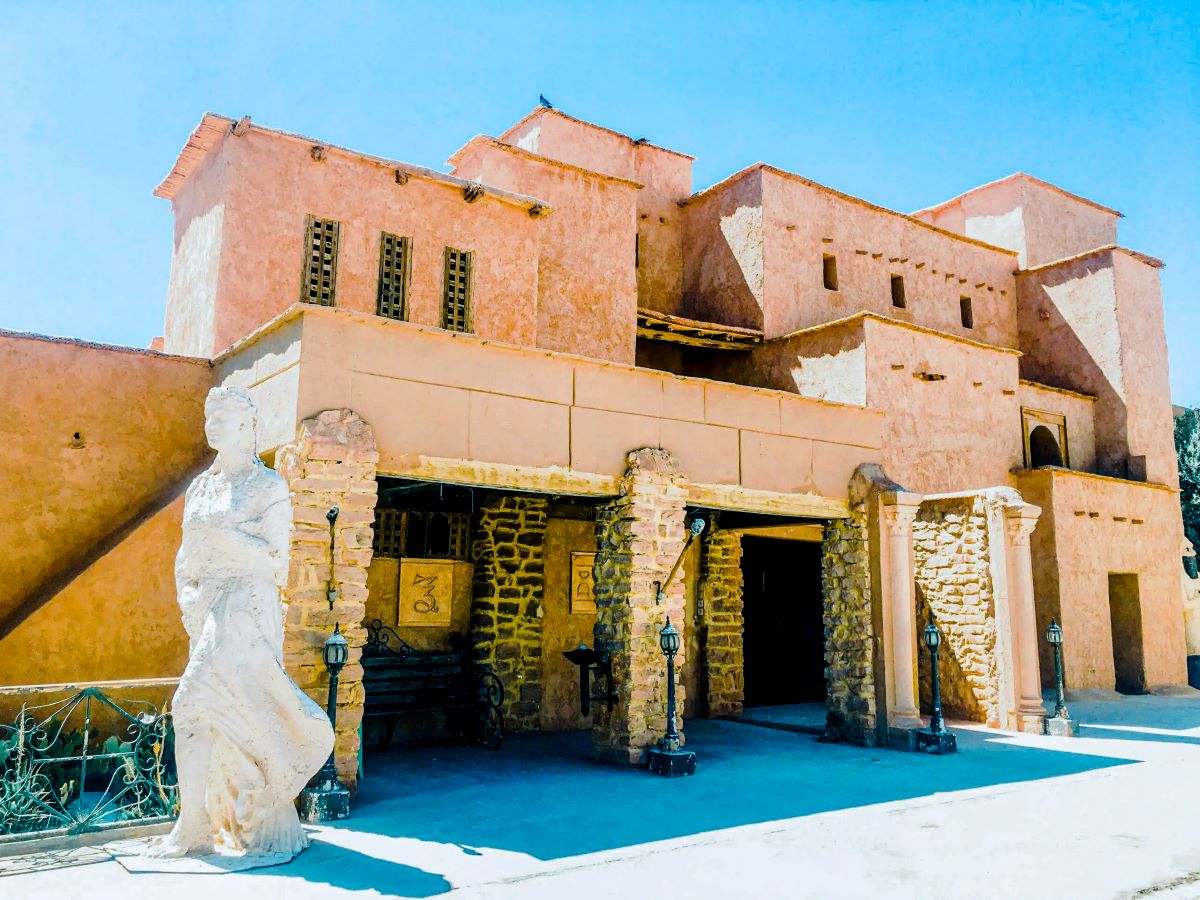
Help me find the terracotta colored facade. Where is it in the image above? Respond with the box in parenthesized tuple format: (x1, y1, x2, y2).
(1, 106, 1186, 778)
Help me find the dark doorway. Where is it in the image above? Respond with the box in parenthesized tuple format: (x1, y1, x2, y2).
(741, 537, 826, 707)
(1108, 573, 1145, 694)
(1029, 425, 1063, 468)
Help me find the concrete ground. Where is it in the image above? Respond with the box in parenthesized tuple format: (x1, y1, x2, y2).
(7, 692, 1200, 899)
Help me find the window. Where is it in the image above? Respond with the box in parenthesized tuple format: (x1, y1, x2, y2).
(377, 232, 411, 321)
(301, 215, 340, 306)
(442, 246, 473, 332)
(822, 255, 838, 291)
(960, 296, 974, 329)
(1021, 408, 1069, 469)
(890, 274, 906, 308)
(372, 509, 407, 559)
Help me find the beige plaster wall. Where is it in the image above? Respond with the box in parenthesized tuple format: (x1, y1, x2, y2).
(540, 517, 598, 732)
(450, 141, 639, 364)
(274, 307, 882, 507)
(761, 171, 1019, 347)
(1017, 250, 1178, 486)
(0, 333, 212, 638)
(0, 498, 187, 719)
(1018, 381, 1097, 473)
(164, 128, 541, 358)
(1015, 469, 1186, 689)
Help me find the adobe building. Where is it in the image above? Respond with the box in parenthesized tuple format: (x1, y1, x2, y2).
(0, 106, 1185, 785)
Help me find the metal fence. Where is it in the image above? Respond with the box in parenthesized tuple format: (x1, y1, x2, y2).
(0, 678, 178, 841)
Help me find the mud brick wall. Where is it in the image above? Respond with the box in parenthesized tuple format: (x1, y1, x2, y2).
(701, 526, 744, 717)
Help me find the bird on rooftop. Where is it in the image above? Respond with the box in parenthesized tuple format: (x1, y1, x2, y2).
(539, 94, 553, 108)
(633, 137, 649, 145)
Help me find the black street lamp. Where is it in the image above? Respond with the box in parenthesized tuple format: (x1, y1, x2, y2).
(647, 617, 696, 777)
(915, 614, 957, 754)
(300, 624, 352, 821)
(1044, 619, 1079, 736)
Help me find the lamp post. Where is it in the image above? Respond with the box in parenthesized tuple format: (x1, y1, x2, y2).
(299, 624, 352, 822)
(1044, 619, 1079, 736)
(915, 614, 957, 754)
(647, 617, 697, 777)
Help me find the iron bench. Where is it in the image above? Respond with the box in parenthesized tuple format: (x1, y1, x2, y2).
(362, 619, 505, 750)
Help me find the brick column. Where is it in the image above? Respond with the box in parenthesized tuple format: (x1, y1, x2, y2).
(470, 494, 547, 733)
(1003, 504, 1048, 733)
(592, 448, 688, 765)
(275, 409, 378, 790)
(701, 526, 744, 717)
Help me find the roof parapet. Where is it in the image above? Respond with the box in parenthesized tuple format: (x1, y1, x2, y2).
(447, 135, 645, 188)
(912, 172, 1123, 220)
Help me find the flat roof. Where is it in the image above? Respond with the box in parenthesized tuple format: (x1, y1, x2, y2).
(1019, 244, 1164, 273)
(770, 311, 1023, 357)
(912, 172, 1123, 219)
(0, 327, 211, 366)
(680, 163, 1019, 257)
(154, 113, 554, 215)
(499, 107, 696, 161)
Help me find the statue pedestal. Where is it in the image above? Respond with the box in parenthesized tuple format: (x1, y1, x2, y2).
(914, 729, 957, 754)
(1044, 715, 1080, 737)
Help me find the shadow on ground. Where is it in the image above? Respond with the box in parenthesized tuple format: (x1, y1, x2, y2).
(343, 717, 1131, 863)
(245, 838, 450, 897)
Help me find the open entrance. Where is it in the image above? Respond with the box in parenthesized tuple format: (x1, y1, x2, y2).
(740, 537, 825, 708)
(1108, 573, 1145, 694)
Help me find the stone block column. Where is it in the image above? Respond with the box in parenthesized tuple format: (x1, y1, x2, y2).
(592, 448, 688, 765)
(701, 526, 744, 717)
(880, 492, 923, 732)
(275, 409, 378, 790)
(1003, 504, 1048, 733)
(470, 494, 547, 733)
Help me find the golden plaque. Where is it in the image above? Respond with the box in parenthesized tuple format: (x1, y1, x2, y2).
(570, 551, 597, 615)
(398, 559, 455, 627)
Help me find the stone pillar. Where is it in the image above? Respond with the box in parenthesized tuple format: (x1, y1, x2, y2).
(701, 526, 743, 717)
(592, 448, 688, 765)
(275, 409, 378, 790)
(470, 494, 547, 733)
(880, 492, 923, 731)
(1003, 504, 1048, 733)
(822, 509, 878, 745)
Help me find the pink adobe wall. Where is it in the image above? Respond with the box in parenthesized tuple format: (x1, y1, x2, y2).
(915, 175, 1118, 268)
(761, 171, 1019, 346)
(1016, 250, 1177, 486)
(451, 142, 639, 364)
(861, 317, 1023, 494)
(1016, 469, 1186, 689)
(503, 109, 637, 181)
(163, 129, 541, 358)
(680, 169, 765, 330)
(634, 144, 692, 314)
(1018, 381, 1097, 474)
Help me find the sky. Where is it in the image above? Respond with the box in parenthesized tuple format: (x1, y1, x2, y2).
(1, 1, 1197, 403)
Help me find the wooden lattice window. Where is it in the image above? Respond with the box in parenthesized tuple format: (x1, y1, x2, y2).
(301, 216, 340, 306)
(372, 509, 407, 559)
(377, 233, 411, 320)
(442, 247, 473, 332)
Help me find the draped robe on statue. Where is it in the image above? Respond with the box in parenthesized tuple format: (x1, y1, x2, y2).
(166, 457, 333, 858)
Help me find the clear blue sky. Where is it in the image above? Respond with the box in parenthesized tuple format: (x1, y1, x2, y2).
(2, 1, 1197, 403)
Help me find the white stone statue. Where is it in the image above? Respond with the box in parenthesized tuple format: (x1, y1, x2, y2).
(149, 386, 333, 862)
(1182, 538, 1200, 658)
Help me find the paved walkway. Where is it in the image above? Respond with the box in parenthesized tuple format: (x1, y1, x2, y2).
(7, 692, 1200, 898)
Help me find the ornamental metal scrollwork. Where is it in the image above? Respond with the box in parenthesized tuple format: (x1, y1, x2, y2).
(364, 619, 416, 660)
(0, 686, 177, 839)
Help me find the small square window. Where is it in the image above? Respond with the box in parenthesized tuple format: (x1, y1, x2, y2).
(890, 274, 906, 308)
(822, 255, 838, 291)
(960, 296, 974, 329)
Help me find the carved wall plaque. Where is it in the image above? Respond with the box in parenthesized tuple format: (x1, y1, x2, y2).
(570, 551, 597, 615)
(398, 559, 455, 626)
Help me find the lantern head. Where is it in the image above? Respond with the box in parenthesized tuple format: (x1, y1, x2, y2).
(1046, 619, 1063, 646)
(323, 623, 350, 674)
(923, 616, 942, 651)
(659, 617, 681, 656)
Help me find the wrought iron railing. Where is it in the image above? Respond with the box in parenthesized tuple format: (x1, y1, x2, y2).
(0, 678, 178, 841)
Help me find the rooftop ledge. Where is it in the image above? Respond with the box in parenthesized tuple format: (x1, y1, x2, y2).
(769, 311, 1023, 357)
(1012, 466, 1178, 494)
(154, 113, 554, 216)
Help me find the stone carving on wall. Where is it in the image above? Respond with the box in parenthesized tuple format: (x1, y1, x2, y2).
(570, 551, 597, 614)
(145, 387, 333, 867)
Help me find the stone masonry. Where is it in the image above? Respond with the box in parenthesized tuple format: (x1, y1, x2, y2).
(275, 409, 378, 789)
(821, 507, 877, 746)
(701, 524, 744, 717)
(470, 494, 547, 733)
(913, 496, 999, 726)
(592, 448, 688, 765)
